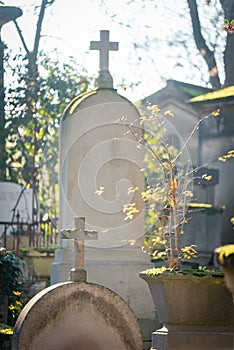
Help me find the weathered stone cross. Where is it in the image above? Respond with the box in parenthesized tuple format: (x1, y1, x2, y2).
(90, 30, 118, 72)
(61, 217, 98, 282)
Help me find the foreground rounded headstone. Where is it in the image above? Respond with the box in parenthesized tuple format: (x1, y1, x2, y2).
(12, 281, 143, 350)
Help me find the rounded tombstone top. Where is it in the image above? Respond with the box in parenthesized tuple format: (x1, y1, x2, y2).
(61, 88, 140, 122)
(12, 281, 143, 350)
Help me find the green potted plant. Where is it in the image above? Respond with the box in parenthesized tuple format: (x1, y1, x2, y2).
(122, 105, 234, 349)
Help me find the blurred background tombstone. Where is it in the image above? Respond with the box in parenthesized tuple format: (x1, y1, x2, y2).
(0, 181, 40, 251)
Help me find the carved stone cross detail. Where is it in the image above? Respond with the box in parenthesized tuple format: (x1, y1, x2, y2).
(90, 30, 118, 72)
(61, 217, 98, 271)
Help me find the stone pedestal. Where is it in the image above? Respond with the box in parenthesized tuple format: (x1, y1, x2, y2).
(51, 245, 155, 320)
(69, 267, 87, 282)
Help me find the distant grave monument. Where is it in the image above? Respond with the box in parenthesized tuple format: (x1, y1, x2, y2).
(51, 30, 156, 342)
(0, 182, 39, 249)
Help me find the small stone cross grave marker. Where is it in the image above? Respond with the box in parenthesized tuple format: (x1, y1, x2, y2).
(90, 30, 118, 72)
(61, 217, 97, 282)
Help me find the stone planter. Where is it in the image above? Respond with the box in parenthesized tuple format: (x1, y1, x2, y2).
(214, 245, 234, 302)
(5, 235, 29, 253)
(22, 251, 55, 296)
(140, 272, 234, 350)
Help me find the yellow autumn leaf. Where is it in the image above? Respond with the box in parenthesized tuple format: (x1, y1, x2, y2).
(37, 128, 44, 140)
(127, 186, 139, 194)
(211, 109, 220, 117)
(129, 240, 136, 246)
(218, 156, 226, 162)
(202, 174, 212, 181)
(141, 191, 150, 201)
(123, 203, 139, 220)
(13, 291, 21, 296)
(95, 186, 104, 196)
(164, 110, 174, 117)
(147, 104, 160, 113)
(101, 229, 109, 235)
(125, 213, 133, 220)
(183, 191, 193, 197)
(215, 244, 234, 264)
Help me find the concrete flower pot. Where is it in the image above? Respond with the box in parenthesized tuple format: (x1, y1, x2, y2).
(140, 272, 234, 350)
(21, 250, 55, 296)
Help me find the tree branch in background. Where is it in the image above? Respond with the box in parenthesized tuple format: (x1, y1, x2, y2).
(46, 0, 56, 6)
(187, 0, 221, 89)
(13, 19, 30, 54)
(220, 0, 234, 86)
(6, 0, 56, 229)
(33, 0, 47, 57)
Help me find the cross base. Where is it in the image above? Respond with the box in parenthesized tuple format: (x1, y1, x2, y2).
(95, 70, 114, 89)
(69, 267, 87, 283)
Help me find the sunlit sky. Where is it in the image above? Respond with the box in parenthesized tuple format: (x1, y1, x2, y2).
(2, 0, 225, 101)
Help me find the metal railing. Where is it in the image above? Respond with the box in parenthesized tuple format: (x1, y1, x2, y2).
(0, 216, 59, 254)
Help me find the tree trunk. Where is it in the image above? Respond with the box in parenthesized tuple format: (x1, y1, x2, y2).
(220, 0, 234, 87)
(187, 0, 221, 89)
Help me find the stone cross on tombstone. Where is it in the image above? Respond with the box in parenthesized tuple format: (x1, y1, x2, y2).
(90, 30, 118, 71)
(61, 217, 98, 282)
(90, 30, 118, 88)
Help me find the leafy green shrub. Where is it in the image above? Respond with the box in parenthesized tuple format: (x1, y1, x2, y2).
(0, 322, 13, 335)
(0, 247, 24, 326)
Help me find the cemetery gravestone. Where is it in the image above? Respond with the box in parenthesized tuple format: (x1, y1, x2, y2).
(13, 218, 143, 349)
(12, 274, 143, 350)
(51, 30, 156, 341)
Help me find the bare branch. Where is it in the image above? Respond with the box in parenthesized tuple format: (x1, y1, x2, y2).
(33, 0, 47, 58)
(46, 0, 56, 6)
(13, 20, 30, 55)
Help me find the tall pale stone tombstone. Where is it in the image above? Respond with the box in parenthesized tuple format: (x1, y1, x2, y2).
(59, 31, 144, 247)
(51, 30, 156, 343)
(59, 92, 145, 247)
